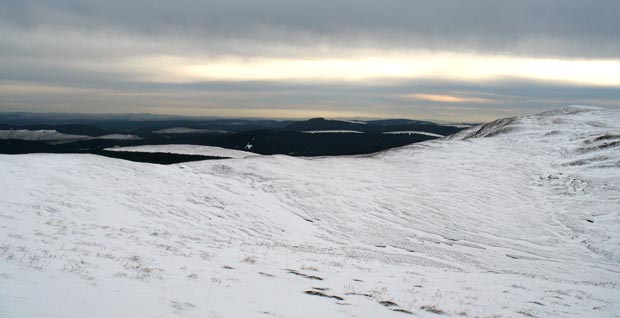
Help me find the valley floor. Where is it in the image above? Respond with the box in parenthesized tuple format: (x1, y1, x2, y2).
(1, 106, 619, 317)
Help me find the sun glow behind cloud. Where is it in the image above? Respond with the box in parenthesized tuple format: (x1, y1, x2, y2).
(3, 49, 619, 120)
(403, 94, 493, 104)
(133, 52, 620, 87)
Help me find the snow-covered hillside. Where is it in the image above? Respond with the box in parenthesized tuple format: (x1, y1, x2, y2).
(1, 106, 619, 318)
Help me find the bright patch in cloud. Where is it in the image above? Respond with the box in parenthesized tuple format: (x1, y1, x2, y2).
(404, 94, 493, 104)
(131, 53, 620, 87)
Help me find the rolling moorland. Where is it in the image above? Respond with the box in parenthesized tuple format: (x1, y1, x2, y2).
(0, 113, 467, 162)
(1, 106, 618, 317)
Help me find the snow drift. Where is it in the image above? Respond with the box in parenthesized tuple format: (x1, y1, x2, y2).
(0, 106, 619, 318)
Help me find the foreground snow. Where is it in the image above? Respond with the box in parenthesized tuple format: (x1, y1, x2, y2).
(106, 144, 257, 159)
(1, 106, 619, 317)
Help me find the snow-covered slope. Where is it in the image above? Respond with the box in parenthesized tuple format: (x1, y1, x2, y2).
(106, 144, 257, 159)
(1, 106, 619, 318)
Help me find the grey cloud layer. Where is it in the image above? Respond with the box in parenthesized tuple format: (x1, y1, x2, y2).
(2, 0, 620, 58)
(3, 77, 619, 121)
(1, 0, 619, 120)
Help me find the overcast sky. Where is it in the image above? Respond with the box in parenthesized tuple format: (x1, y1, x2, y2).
(1, 0, 619, 121)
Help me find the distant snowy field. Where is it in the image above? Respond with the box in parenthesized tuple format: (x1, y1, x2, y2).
(0, 129, 141, 142)
(383, 131, 444, 137)
(1, 106, 619, 317)
(107, 144, 257, 159)
(0, 129, 87, 141)
(302, 130, 365, 134)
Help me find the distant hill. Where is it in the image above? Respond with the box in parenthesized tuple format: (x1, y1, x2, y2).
(282, 118, 462, 136)
(283, 118, 371, 132)
(365, 118, 437, 126)
(0, 112, 467, 160)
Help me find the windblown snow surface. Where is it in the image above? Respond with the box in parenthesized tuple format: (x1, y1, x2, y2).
(1, 106, 619, 318)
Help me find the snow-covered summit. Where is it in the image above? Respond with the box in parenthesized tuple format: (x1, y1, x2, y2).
(451, 106, 616, 140)
(536, 105, 604, 117)
(1, 106, 619, 317)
